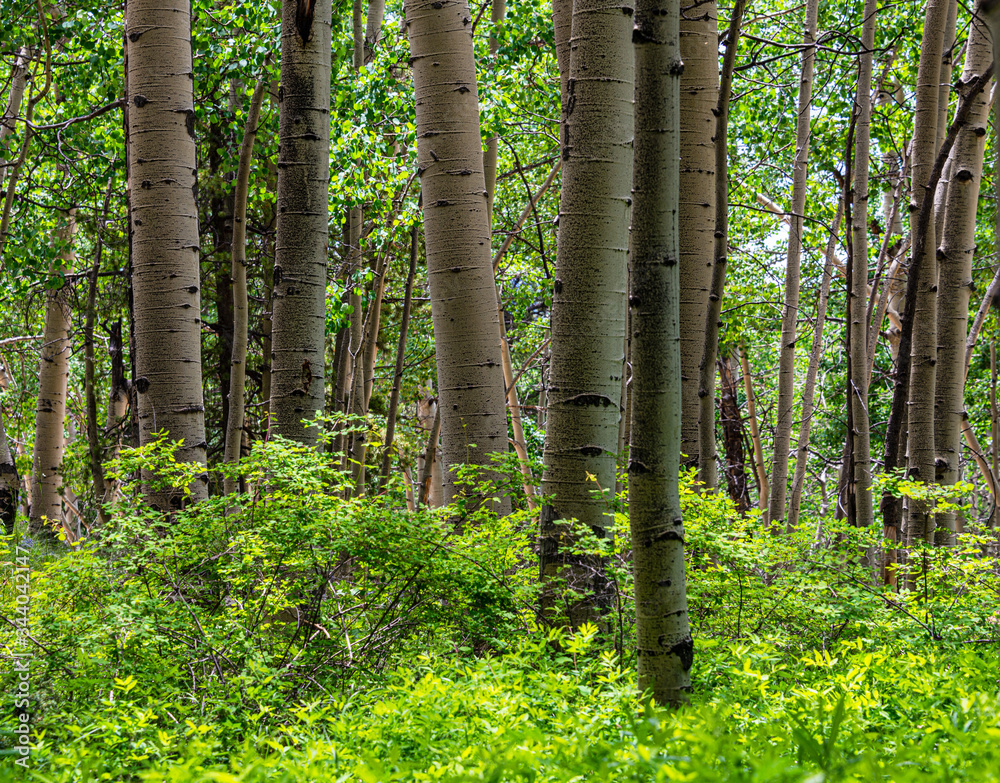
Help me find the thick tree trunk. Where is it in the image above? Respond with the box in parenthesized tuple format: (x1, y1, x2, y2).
(766, 0, 819, 530)
(904, 0, 949, 546)
(30, 214, 74, 535)
(934, 18, 992, 542)
(268, 0, 332, 446)
(539, 0, 633, 624)
(847, 0, 878, 530)
(678, 0, 718, 472)
(405, 0, 510, 509)
(126, 0, 208, 507)
(697, 0, 746, 490)
(223, 74, 269, 494)
(630, 0, 691, 705)
(787, 202, 843, 531)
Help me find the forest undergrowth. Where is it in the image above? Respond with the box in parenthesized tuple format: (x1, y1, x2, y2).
(2, 439, 998, 782)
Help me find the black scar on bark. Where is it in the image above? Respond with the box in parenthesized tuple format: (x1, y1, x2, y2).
(667, 635, 694, 671)
(296, 0, 316, 42)
(134, 377, 151, 394)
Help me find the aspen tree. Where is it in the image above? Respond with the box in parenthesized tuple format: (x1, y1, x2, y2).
(934, 14, 993, 542)
(767, 0, 819, 530)
(905, 0, 949, 545)
(404, 0, 510, 507)
(540, 0, 633, 623)
(847, 0, 878, 530)
(126, 0, 208, 506)
(630, 0, 692, 705)
(0, 48, 31, 194)
(30, 214, 74, 534)
(678, 0, 718, 472)
(787, 203, 843, 531)
(223, 75, 269, 494)
(268, 0, 332, 447)
(698, 0, 746, 490)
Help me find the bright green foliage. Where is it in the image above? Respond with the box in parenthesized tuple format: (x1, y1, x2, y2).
(3, 450, 999, 780)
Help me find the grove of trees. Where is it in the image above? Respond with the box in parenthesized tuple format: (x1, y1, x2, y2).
(2, 0, 1000, 779)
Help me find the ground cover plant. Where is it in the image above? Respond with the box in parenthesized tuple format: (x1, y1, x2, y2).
(1, 444, 997, 781)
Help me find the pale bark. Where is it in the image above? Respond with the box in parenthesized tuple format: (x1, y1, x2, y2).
(697, 0, 746, 490)
(364, 0, 386, 63)
(268, 0, 332, 446)
(551, 0, 571, 118)
(961, 412, 999, 505)
(223, 74, 269, 494)
(483, 0, 506, 221)
(739, 346, 768, 511)
(767, 0, 819, 530)
(934, 18, 992, 541)
(630, 0, 691, 705)
(932, 0, 958, 244)
(405, 0, 510, 508)
(0, 47, 30, 197)
(965, 263, 1000, 373)
(417, 398, 443, 507)
(787, 202, 843, 532)
(30, 214, 74, 535)
(847, 0, 878, 530)
(678, 0, 718, 470)
(539, 0, 633, 623)
(126, 0, 208, 507)
(905, 0, 950, 545)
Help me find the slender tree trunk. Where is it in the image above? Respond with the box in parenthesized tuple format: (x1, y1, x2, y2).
(551, 0, 571, 119)
(766, 0, 819, 530)
(932, 0, 959, 245)
(380, 222, 419, 489)
(847, 0, 878, 530)
(30, 213, 74, 535)
(905, 0, 950, 547)
(934, 19, 993, 542)
(787, 201, 843, 531)
(223, 74, 268, 493)
(965, 263, 1000, 372)
(717, 354, 750, 513)
(740, 346, 768, 511)
(126, 0, 208, 507)
(0, 409, 18, 535)
(85, 180, 113, 523)
(630, 0, 691, 705)
(268, 0, 332, 446)
(405, 0, 510, 509)
(539, 0, 633, 624)
(678, 0, 718, 471)
(1, 47, 31, 198)
(697, 0, 746, 490)
(417, 400, 442, 507)
(105, 321, 128, 457)
(364, 0, 386, 63)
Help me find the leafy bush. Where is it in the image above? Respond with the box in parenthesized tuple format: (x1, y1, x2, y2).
(1, 446, 998, 781)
